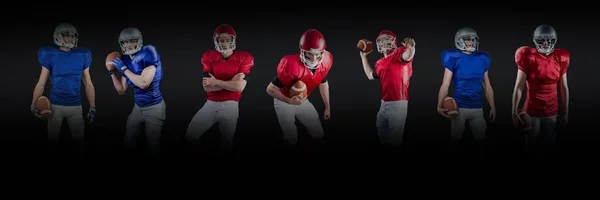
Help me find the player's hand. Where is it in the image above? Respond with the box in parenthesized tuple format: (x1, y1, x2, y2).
(231, 73, 245, 81)
(203, 73, 220, 87)
(511, 112, 524, 129)
(359, 50, 371, 58)
(30, 105, 42, 119)
(87, 106, 96, 124)
(560, 114, 568, 127)
(401, 38, 416, 49)
(488, 108, 496, 123)
(288, 96, 302, 105)
(437, 107, 451, 119)
(112, 58, 128, 74)
(323, 108, 331, 120)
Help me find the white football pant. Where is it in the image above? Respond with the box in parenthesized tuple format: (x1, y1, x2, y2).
(376, 100, 408, 147)
(273, 98, 324, 146)
(450, 108, 487, 147)
(185, 100, 239, 150)
(47, 105, 85, 152)
(525, 115, 557, 146)
(124, 100, 166, 156)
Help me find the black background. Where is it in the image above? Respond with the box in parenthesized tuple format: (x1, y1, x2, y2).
(1, 7, 598, 162)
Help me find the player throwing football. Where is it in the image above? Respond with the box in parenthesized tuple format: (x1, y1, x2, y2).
(436, 27, 496, 153)
(266, 29, 332, 150)
(511, 25, 570, 153)
(185, 24, 254, 152)
(30, 23, 96, 156)
(359, 30, 415, 150)
(109, 27, 166, 157)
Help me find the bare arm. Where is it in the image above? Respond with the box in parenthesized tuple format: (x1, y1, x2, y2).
(110, 74, 128, 95)
(559, 73, 569, 116)
(402, 46, 416, 62)
(319, 81, 330, 110)
(437, 68, 453, 108)
(214, 76, 247, 92)
(511, 70, 527, 115)
(31, 67, 50, 106)
(123, 66, 156, 89)
(266, 83, 291, 103)
(81, 68, 96, 107)
(482, 71, 495, 110)
(360, 54, 376, 80)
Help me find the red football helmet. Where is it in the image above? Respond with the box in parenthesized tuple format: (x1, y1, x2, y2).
(376, 30, 397, 54)
(299, 29, 326, 69)
(214, 24, 236, 53)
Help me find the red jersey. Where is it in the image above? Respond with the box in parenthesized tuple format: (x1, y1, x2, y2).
(515, 46, 570, 117)
(375, 46, 413, 101)
(202, 49, 254, 102)
(276, 51, 333, 98)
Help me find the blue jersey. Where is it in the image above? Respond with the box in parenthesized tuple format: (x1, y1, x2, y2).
(38, 46, 92, 106)
(441, 49, 491, 109)
(122, 45, 163, 107)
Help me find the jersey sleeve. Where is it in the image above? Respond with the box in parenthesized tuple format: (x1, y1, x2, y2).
(480, 52, 491, 72)
(83, 48, 92, 70)
(276, 57, 295, 87)
(558, 49, 570, 75)
(239, 52, 255, 75)
(37, 48, 52, 71)
(394, 47, 411, 64)
(201, 51, 212, 77)
(515, 46, 529, 74)
(441, 50, 456, 72)
(142, 45, 160, 68)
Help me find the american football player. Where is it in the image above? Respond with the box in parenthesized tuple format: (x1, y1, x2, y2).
(109, 27, 166, 157)
(31, 23, 96, 156)
(266, 29, 332, 150)
(185, 24, 254, 151)
(436, 27, 496, 153)
(512, 25, 570, 152)
(359, 30, 415, 149)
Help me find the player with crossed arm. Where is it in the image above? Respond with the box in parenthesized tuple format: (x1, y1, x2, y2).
(109, 27, 166, 157)
(266, 29, 332, 150)
(436, 27, 496, 154)
(185, 24, 254, 152)
(512, 25, 570, 155)
(31, 23, 96, 156)
(359, 30, 415, 150)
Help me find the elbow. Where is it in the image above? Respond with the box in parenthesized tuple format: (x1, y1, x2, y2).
(235, 81, 247, 92)
(117, 89, 126, 95)
(266, 85, 277, 96)
(139, 82, 150, 90)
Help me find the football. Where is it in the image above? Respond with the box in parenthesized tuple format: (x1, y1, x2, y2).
(442, 97, 458, 119)
(518, 109, 532, 132)
(36, 96, 52, 120)
(357, 39, 373, 53)
(290, 80, 307, 99)
(105, 51, 120, 71)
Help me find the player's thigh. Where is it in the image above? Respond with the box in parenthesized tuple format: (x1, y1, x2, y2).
(65, 106, 85, 136)
(295, 101, 322, 127)
(273, 99, 296, 124)
(386, 101, 408, 129)
(188, 102, 218, 128)
(219, 101, 240, 124)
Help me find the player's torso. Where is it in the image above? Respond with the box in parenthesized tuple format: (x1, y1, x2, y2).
(207, 50, 244, 80)
(293, 54, 331, 93)
(43, 47, 89, 105)
(375, 48, 412, 101)
(521, 47, 563, 116)
(524, 50, 562, 86)
(452, 52, 487, 90)
(123, 46, 164, 106)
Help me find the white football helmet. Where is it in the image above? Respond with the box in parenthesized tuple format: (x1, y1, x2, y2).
(119, 27, 143, 55)
(213, 24, 236, 54)
(455, 27, 479, 52)
(533, 25, 557, 55)
(53, 23, 78, 48)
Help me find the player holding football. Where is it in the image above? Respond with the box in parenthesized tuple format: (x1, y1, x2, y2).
(109, 27, 166, 157)
(30, 23, 96, 156)
(185, 24, 254, 152)
(359, 30, 416, 150)
(266, 29, 332, 150)
(436, 27, 496, 154)
(511, 25, 570, 153)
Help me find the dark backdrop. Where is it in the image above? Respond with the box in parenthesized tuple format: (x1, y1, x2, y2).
(1, 7, 597, 160)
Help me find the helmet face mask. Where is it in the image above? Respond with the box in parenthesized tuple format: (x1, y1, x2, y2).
(214, 24, 237, 54)
(533, 25, 557, 55)
(299, 29, 326, 69)
(54, 23, 79, 48)
(376, 34, 396, 54)
(455, 27, 479, 52)
(119, 27, 143, 55)
(300, 49, 324, 69)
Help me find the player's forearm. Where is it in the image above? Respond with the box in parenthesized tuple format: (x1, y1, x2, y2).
(484, 86, 495, 110)
(361, 57, 375, 80)
(319, 82, 330, 109)
(266, 84, 290, 103)
(84, 83, 96, 107)
(110, 74, 126, 94)
(124, 70, 150, 89)
(511, 86, 523, 115)
(216, 80, 246, 92)
(437, 84, 449, 108)
(31, 84, 45, 106)
(402, 47, 415, 62)
(560, 84, 569, 115)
